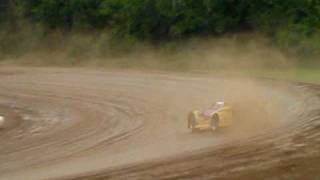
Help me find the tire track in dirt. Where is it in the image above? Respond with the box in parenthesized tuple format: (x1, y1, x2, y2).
(0, 67, 317, 180)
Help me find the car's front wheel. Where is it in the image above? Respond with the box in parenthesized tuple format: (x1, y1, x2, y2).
(211, 114, 219, 131)
(188, 112, 197, 132)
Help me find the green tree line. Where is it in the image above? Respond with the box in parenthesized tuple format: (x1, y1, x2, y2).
(1, 0, 320, 59)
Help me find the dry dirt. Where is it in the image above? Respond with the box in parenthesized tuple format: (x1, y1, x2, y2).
(0, 67, 319, 180)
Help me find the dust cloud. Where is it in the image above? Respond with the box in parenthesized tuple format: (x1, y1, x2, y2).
(1, 32, 296, 72)
(0, 33, 306, 180)
(0, 32, 299, 138)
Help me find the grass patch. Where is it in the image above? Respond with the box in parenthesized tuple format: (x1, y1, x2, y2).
(236, 67, 320, 84)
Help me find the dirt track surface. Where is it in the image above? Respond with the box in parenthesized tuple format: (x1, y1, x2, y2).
(0, 67, 319, 180)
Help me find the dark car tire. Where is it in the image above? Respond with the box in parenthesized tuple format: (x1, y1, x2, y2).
(211, 114, 219, 131)
(188, 112, 197, 132)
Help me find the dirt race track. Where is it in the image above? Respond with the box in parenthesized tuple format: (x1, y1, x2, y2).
(0, 67, 319, 180)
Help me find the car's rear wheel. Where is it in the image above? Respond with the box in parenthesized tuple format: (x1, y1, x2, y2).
(188, 112, 197, 132)
(211, 114, 219, 131)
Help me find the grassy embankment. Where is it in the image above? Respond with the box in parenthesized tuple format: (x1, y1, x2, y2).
(246, 68, 320, 84)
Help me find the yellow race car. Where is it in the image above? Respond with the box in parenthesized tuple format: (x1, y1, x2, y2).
(188, 102, 233, 132)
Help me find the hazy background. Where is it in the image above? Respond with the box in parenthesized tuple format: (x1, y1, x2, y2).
(0, 0, 319, 82)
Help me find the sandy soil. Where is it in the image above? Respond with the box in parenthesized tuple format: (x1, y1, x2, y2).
(0, 67, 319, 180)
